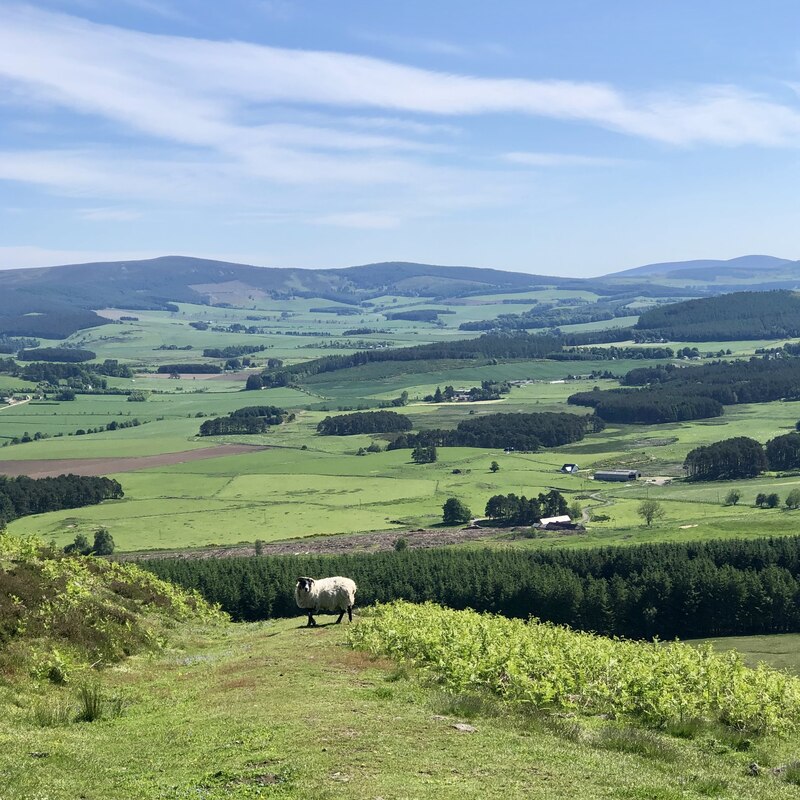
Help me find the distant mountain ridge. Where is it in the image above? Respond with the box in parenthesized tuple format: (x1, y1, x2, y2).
(607, 254, 798, 279)
(1, 253, 798, 338)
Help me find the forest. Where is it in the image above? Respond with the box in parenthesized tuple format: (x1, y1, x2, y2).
(458, 302, 621, 332)
(567, 387, 723, 423)
(17, 347, 96, 362)
(570, 355, 800, 423)
(316, 410, 412, 435)
(0, 474, 123, 526)
(142, 535, 800, 639)
(634, 290, 800, 341)
(387, 411, 599, 451)
(684, 437, 768, 480)
(199, 405, 287, 436)
(260, 332, 563, 386)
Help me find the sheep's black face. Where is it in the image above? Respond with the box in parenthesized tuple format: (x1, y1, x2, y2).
(296, 577, 314, 593)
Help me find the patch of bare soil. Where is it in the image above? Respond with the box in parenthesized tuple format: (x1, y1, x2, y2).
(0, 444, 268, 479)
(122, 526, 520, 561)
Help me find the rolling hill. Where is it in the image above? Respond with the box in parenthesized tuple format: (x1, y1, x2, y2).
(1, 252, 799, 338)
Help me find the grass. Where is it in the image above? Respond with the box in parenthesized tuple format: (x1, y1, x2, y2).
(4, 617, 800, 799)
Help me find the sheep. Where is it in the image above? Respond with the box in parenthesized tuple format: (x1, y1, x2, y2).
(295, 576, 357, 627)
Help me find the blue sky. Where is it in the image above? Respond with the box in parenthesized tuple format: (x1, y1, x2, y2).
(1, 1, 800, 275)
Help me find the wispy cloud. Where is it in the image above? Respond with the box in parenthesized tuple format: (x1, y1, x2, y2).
(2, 4, 799, 154)
(314, 211, 401, 229)
(503, 152, 629, 167)
(76, 206, 142, 221)
(2, 2, 800, 246)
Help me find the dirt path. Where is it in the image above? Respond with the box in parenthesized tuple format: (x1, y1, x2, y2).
(0, 398, 31, 412)
(0, 444, 269, 478)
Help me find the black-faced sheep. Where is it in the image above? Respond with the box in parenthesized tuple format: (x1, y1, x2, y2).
(295, 576, 357, 627)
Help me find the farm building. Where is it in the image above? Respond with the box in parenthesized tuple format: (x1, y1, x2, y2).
(560, 463, 579, 474)
(593, 469, 640, 482)
(539, 515, 572, 526)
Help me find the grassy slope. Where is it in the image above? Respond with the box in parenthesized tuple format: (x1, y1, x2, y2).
(4, 617, 800, 800)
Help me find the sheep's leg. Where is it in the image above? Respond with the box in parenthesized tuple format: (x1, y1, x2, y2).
(347, 605, 353, 622)
(335, 610, 345, 624)
(307, 611, 317, 627)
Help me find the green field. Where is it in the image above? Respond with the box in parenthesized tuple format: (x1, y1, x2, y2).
(7, 281, 800, 554)
(8, 617, 800, 800)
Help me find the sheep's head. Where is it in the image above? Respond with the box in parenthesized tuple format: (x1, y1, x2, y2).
(296, 576, 315, 593)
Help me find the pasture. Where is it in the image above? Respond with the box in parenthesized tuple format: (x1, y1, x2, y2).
(8, 282, 800, 554)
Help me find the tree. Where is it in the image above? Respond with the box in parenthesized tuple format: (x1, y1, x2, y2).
(490, 461, 500, 473)
(755, 492, 768, 508)
(767, 493, 780, 509)
(412, 444, 437, 464)
(442, 497, 472, 525)
(254, 539, 265, 556)
(92, 527, 115, 555)
(568, 500, 582, 521)
(724, 489, 741, 506)
(245, 374, 263, 391)
(637, 499, 664, 527)
(433, 386, 443, 403)
(786, 489, 800, 509)
(539, 489, 568, 517)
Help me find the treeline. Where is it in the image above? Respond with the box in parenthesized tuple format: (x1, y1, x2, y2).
(0, 474, 123, 526)
(635, 290, 800, 341)
(259, 333, 562, 387)
(0, 359, 133, 388)
(385, 309, 452, 322)
(458, 303, 627, 332)
(317, 411, 412, 436)
(309, 306, 361, 316)
(684, 431, 800, 480)
(550, 345, 674, 362)
(157, 363, 222, 374)
(570, 355, 800, 424)
(18, 347, 96, 362)
(199, 405, 288, 436)
(5, 417, 144, 447)
(388, 411, 599, 452)
(141, 536, 800, 639)
(202, 345, 265, 358)
(423, 381, 510, 402)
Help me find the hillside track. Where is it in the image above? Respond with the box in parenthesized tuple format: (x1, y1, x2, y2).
(0, 444, 268, 478)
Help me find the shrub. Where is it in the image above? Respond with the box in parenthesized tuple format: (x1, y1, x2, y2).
(348, 601, 800, 735)
(786, 489, 800, 510)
